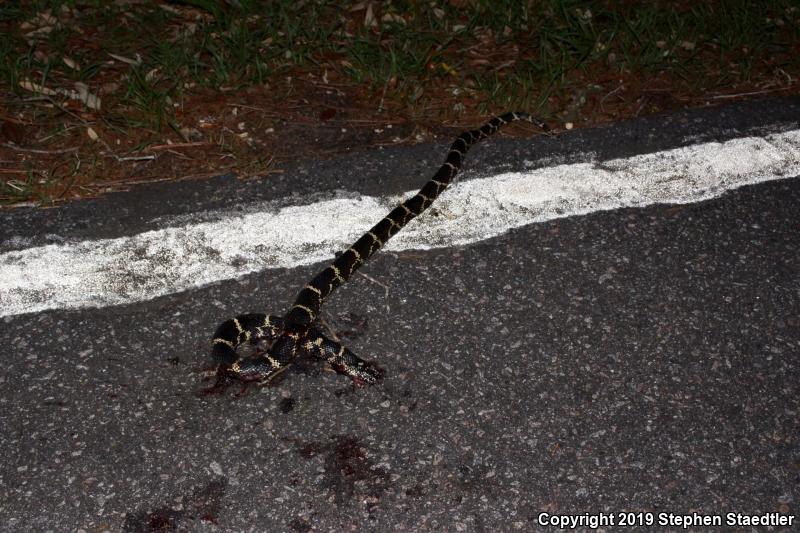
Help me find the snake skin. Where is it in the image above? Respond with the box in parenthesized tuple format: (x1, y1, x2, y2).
(208, 112, 548, 389)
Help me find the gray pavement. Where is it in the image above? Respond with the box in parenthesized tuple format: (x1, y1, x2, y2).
(0, 97, 798, 532)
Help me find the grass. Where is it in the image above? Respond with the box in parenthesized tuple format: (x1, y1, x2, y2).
(0, 0, 798, 205)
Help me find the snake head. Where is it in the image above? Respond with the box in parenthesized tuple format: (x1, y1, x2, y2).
(197, 364, 236, 395)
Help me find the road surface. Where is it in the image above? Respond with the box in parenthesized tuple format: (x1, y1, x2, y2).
(0, 97, 798, 531)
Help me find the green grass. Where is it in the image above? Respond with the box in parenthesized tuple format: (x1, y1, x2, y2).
(0, 170, 40, 205)
(0, 0, 798, 205)
(2, 0, 797, 122)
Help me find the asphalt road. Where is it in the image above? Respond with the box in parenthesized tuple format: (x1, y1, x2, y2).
(1, 97, 798, 532)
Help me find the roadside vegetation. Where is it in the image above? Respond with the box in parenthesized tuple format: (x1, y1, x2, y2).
(0, 0, 797, 205)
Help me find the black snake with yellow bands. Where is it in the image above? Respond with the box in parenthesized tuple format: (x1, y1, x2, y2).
(208, 112, 548, 389)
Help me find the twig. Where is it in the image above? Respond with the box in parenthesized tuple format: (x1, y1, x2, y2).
(148, 142, 209, 151)
(0, 168, 29, 174)
(37, 124, 81, 143)
(113, 155, 156, 162)
(600, 84, 625, 112)
(162, 149, 193, 160)
(710, 88, 787, 99)
(57, 171, 79, 200)
(85, 175, 167, 187)
(92, 134, 156, 163)
(40, 96, 87, 123)
(14, 95, 150, 163)
(358, 271, 390, 314)
(224, 103, 280, 116)
(0, 200, 39, 208)
(378, 76, 390, 113)
(1, 142, 79, 154)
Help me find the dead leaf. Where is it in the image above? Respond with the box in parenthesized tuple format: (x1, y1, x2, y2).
(158, 3, 181, 15)
(74, 82, 101, 110)
(36, 10, 57, 25)
(364, 2, 377, 28)
(381, 13, 406, 24)
(63, 56, 80, 70)
(107, 52, 141, 66)
(440, 62, 457, 76)
(19, 79, 58, 96)
(180, 127, 203, 141)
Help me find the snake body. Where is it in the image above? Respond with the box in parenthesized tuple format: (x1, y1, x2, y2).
(209, 112, 548, 388)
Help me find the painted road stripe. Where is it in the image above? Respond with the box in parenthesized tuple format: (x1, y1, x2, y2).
(1, 129, 799, 317)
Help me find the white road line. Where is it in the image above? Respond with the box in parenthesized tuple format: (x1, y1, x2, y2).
(1, 129, 799, 317)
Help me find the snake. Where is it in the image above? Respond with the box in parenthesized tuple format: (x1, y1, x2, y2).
(207, 112, 548, 390)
